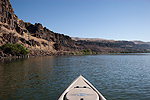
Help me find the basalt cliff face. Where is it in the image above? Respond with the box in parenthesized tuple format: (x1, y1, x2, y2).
(0, 0, 79, 56)
(0, 0, 150, 57)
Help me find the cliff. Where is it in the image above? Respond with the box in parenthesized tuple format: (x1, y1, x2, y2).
(0, 0, 150, 57)
(0, 0, 79, 56)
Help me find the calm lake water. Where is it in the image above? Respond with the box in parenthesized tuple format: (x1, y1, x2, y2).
(0, 54, 150, 100)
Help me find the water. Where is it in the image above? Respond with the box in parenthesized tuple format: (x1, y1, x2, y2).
(0, 54, 150, 100)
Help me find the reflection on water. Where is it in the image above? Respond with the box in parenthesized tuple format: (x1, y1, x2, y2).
(0, 54, 150, 100)
(0, 57, 55, 99)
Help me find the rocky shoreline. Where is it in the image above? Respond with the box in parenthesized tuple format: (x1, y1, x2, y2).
(1, 49, 150, 62)
(0, 50, 68, 60)
(0, 48, 81, 62)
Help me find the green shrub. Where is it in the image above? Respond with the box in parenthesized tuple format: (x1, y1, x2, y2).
(110, 51, 118, 53)
(1, 43, 29, 56)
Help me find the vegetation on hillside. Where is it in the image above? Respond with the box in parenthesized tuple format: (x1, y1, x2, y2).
(1, 43, 29, 56)
(109, 49, 150, 54)
(71, 49, 99, 55)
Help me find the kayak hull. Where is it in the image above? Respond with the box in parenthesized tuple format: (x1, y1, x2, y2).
(58, 75, 106, 100)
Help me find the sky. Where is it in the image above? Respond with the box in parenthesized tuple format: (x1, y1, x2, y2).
(9, 0, 150, 42)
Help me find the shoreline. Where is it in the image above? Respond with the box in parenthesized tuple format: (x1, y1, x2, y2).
(0, 51, 150, 62)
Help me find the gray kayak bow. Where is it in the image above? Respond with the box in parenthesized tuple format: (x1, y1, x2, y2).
(58, 75, 106, 100)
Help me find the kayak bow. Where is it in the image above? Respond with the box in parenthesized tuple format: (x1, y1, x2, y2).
(58, 75, 106, 100)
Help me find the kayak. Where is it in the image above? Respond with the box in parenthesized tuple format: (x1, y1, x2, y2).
(58, 75, 106, 100)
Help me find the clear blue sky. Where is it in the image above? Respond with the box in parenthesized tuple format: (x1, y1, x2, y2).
(10, 0, 150, 42)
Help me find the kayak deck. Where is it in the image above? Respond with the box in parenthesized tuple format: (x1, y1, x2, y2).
(58, 75, 106, 100)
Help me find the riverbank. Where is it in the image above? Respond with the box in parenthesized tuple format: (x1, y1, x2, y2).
(0, 49, 74, 61)
(1, 49, 150, 62)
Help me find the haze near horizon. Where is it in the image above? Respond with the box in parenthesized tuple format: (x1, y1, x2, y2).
(10, 0, 150, 42)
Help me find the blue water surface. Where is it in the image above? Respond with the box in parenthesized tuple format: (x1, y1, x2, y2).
(0, 53, 150, 100)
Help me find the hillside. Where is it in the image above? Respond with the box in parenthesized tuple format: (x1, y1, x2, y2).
(0, 0, 150, 57)
(0, 0, 79, 56)
(72, 37, 150, 53)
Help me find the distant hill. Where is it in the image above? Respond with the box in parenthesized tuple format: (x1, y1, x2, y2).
(72, 37, 150, 53)
(72, 37, 115, 42)
(72, 37, 150, 45)
(133, 41, 150, 45)
(0, 0, 150, 57)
